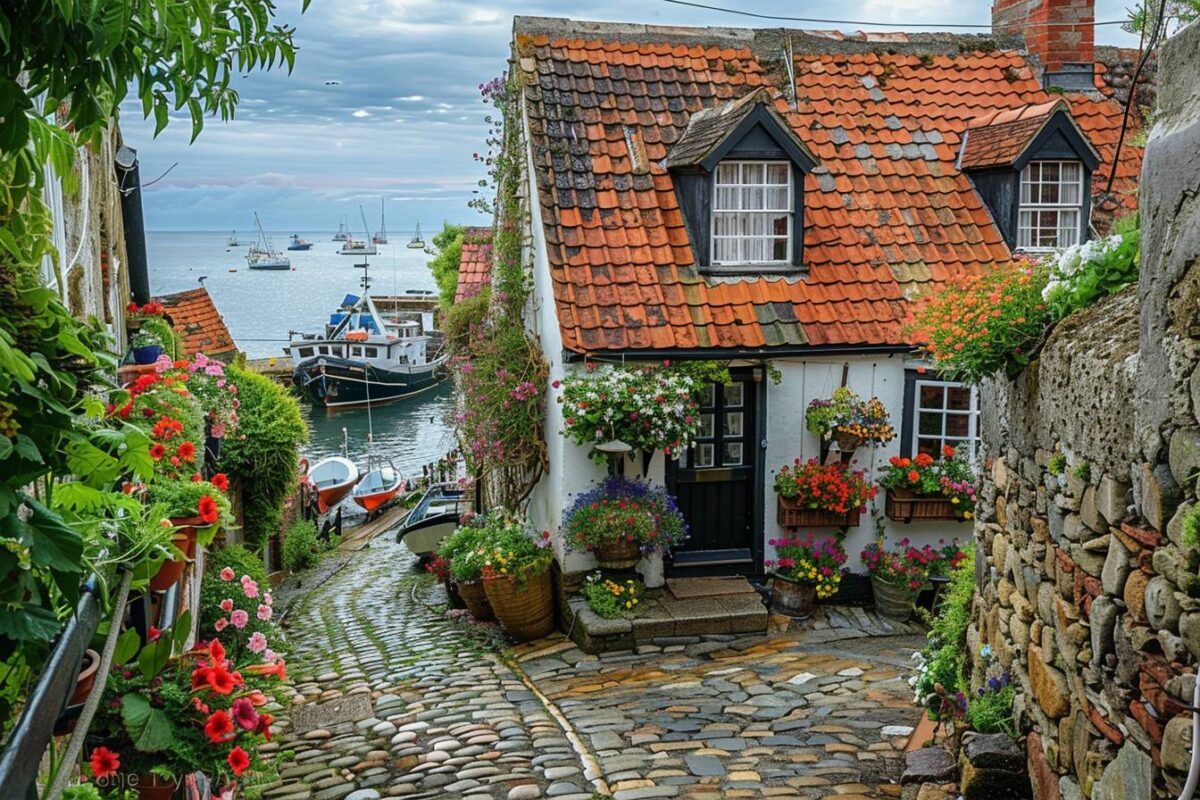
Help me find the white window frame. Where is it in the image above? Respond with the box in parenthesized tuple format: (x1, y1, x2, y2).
(710, 160, 793, 266)
(912, 379, 980, 462)
(1017, 160, 1084, 252)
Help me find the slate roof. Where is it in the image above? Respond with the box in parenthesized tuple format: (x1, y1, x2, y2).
(514, 18, 1144, 355)
(454, 227, 494, 303)
(155, 287, 238, 360)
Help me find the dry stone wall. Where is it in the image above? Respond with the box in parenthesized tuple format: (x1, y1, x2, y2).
(972, 21, 1200, 800)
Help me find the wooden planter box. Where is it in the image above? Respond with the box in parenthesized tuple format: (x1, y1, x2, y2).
(885, 488, 964, 523)
(777, 495, 861, 528)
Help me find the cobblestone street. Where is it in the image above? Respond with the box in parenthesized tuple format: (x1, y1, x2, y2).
(261, 534, 925, 800)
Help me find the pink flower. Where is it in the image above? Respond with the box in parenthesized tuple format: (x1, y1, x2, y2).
(231, 697, 259, 730)
(263, 649, 276, 662)
(231, 609, 249, 629)
(219, 598, 234, 612)
(214, 617, 229, 632)
(263, 593, 273, 606)
(247, 631, 268, 653)
(220, 567, 235, 581)
(242, 578, 260, 599)
(257, 603, 272, 621)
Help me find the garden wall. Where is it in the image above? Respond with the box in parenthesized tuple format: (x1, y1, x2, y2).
(972, 21, 1200, 800)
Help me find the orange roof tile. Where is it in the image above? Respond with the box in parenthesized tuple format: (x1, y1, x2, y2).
(155, 287, 237, 360)
(454, 226, 494, 303)
(515, 20, 1144, 354)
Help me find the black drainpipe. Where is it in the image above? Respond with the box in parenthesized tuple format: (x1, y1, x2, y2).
(115, 145, 150, 305)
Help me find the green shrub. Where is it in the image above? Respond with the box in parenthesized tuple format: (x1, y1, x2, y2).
(282, 519, 320, 573)
(427, 222, 466, 307)
(1047, 452, 1066, 476)
(199, 544, 281, 661)
(913, 549, 975, 709)
(218, 367, 308, 546)
(582, 572, 642, 618)
(140, 315, 177, 359)
(1073, 461, 1092, 483)
(966, 683, 1017, 737)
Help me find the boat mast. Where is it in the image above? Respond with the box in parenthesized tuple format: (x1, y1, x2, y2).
(380, 198, 386, 237)
(254, 212, 271, 252)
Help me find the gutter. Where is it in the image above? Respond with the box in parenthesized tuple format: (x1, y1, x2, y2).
(562, 343, 913, 362)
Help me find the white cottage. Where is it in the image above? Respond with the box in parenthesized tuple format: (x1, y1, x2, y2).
(502, 11, 1142, 584)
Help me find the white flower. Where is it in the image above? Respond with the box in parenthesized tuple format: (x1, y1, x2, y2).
(16, 504, 32, 523)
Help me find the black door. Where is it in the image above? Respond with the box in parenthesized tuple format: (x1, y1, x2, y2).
(667, 371, 763, 574)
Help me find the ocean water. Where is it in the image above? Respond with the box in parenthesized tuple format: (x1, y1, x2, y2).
(145, 230, 458, 483)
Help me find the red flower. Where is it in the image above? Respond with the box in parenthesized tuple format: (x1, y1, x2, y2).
(90, 746, 120, 780)
(245, 658, 287, 682)
(204, 710, 235, 743)
(206, 665, 238, 695)
(231, 697, 259, 730)
(127, 302, 139, 314)
(256, 712, 275, 742)
(943, 444, 957, 458)
(191, 473, 202, 482)
(148, 625, 160, 641)
(150, 443, 165, 461)
(211, 473, 229, 491)
(907, 470, 921, 483)
(198, 495, 219, 525)
(209, 639, 227, 664)
(227, 746, 251, 776)
(178, 440, 196, 462)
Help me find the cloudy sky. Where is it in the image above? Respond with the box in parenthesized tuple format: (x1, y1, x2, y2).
(121, 0, 1141, 233)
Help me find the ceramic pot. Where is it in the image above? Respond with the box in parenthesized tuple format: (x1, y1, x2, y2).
(770, 574, 818, 617)
(872, 575, 916, 620)
(483, 567, 554, 642)
(69, 648, 100, 706)
(456, 579, 494, 621)
(132, 344, 164, 365)
(591, 537, 642, 570)
(149, 528, 197, 592)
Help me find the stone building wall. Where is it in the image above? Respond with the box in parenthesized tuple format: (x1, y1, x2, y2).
(971, 21, 1200, 800)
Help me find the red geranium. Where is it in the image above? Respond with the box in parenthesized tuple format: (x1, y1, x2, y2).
(211, 473, 229, 492)
(227, 746, 250, 776)
(198, 495, 219, 525)
(204, 710, 235, 743)
(149, 443, 166, 461)
(178, 440, 196, 462)
(90, 746, 120, 780)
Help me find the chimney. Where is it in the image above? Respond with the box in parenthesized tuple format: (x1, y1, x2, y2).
(992, 0, 1095, 90)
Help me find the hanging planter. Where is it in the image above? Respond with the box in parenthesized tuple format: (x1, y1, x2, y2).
(878, 448, 976, 522)
(484, 566, 555, 642)
(149, 529, 196, 592)
(456, 580, 494, 621)
(773, 460, 874, 529)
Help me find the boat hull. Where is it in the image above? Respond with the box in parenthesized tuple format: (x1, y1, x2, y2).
(288, 244, 313, 251)
(339, 246, 377, 256)
(294, 356, 446, 408)
(400, 517, 458, 558)
(353, 487, 400, 512)
(248, 262, 291, 270)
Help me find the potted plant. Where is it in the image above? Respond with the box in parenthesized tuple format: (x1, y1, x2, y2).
(806, 388, 896, 453)
(766, 534, 847, 616)
(439, 519, 494, 621)
(425, 555, 465, 609)
(562, 477, 688, 569)
(774, 459, 876, 528)
(879, 446, 977, 522)
(479, 517, 555, 641)
(581, 572, 642, 619)
(861, 534, 929, 620)
(129, 329, 166, 365)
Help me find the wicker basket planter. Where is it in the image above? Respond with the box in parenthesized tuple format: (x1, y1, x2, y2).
(483, 567, 555, 642)
(776, 496, 862, 528)
(884, 488, 964, 523)
(769, 573, 818, 617)
(455, 580, 494, 622)
(832, 430, 864, 452)
(872, 575, 916, 620)
(591, 537, 642, 570)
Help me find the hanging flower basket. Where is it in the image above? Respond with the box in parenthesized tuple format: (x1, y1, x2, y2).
(483, 566, 555, 642)
(872, 574, 917, 620)
(769, 573, 818, 617)
(777, 495, 861, 528)
(592, 537, 642, 570)
(832, 430, 865, 452)
(884, 489, 964, 523)
(456, 579, 494, 621)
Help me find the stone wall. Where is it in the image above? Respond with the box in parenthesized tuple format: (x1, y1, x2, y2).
(972, 21, 1200, 800)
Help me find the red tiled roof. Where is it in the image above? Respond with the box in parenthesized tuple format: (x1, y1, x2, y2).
(515, 21, 1144, 354)
(959, 100, 1100, 171)
(155, 287, 237, 359)
(454, 226, 494, 303)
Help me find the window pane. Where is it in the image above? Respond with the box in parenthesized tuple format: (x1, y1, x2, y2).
(724, 383, 744, 407)
(917, 439, 941, 458)
(946, 414, 970, 437)
(723, 411, 743, 437)
(722, 442, 743, 466)
(694, 443, 715, 468)
(766, 163, 789, 184)
(766, 186, 789, 210)
(699, 384, 715, 407)
(742, 163, 763, 184)
(919, 385, 945, 408)
(772, 237, 788, 261)
(716, 163, 738, 183)
(698, 413, 714, 439)
(715, 186, 738, 210)
(918, 411, 943, 436)
(742, 186, 764, 210)
(946, 386, 972, 410)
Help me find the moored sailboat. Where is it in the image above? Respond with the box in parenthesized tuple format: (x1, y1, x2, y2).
(372, 198, 388, 244)
(246, 213, 291, 270)
(332, 217, 350, 241)
(407, 221, 425, 249)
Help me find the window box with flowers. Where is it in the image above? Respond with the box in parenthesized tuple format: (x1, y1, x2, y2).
(774, 459, 876, 528)
(766, 534, 848, 616)
(879, 446, 977, 523)
(805, 387, 896, 455)
(562, 477, 689, 570)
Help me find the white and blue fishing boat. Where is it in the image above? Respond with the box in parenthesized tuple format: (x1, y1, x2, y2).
(396, 482, 467, 558)
(288, 234, 314, 251)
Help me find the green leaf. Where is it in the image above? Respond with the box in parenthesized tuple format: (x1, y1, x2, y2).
(137, 636, 171, 680)
(172, 609, 191, 652)
(10, 495, 84, 573)
(0, 603, 62, 643)
(121, 693, 176, 752)
(0, 437, 11, 460)
(12, 433, 43, 464)
(113, 626, 141, 665)
(66, 439, 120, 486)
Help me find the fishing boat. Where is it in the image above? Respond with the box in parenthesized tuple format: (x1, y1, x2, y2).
(339, 206, 378, 256)
(396, 482, 466, 558)
(286, 264, 449, 408)
(351, 462, 405, 513)
(288, 234, 314, 251)
(372, 198, 388, 244)
(227, 230, 240, 247)
(299, 455, 360, 513)
(332, 217, 350, 241)
(407, 221, 425, 249)
(246, 213, 291, 270)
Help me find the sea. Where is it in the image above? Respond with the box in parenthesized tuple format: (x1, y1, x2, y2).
(145, 230, 458, 483)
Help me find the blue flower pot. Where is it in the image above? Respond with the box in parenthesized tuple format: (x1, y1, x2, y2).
(132, 344, 164, 365)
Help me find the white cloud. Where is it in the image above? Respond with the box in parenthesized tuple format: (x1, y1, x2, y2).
(352, 109, 371, 118)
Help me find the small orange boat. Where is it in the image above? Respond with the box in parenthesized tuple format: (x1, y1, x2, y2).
(300, 456, 361, 513)
(351, 464, 405, 513)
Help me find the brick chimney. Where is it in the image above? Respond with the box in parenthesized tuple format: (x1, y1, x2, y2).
(993, 0, 1095, 89)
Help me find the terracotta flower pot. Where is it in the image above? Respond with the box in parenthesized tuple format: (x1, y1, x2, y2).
(483, 566, 555, 642)
(456, 579, 494, 621)
(69, 648, 100, 706)
(149, 529, 197, 592)
(872, 574, 916, 620)
(591, 537, 642, 570)
(132, 773, 176, 800)
(770, 574, 818, 617)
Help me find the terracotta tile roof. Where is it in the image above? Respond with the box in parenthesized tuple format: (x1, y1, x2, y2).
(454, 226, 494, 303)
(514, 20, 1144, 354)
(155, 287, 237, 360)
(959, 100, 1100, 170)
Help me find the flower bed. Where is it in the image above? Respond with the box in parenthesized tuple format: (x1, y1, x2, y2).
(774, 459, 875, 528)
(582, 572, 642, 618)
(878, 447, 976, 522)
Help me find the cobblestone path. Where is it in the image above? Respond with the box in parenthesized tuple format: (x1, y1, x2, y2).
(261, 533, 924, 800)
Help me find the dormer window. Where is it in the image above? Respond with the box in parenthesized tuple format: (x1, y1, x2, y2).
(712, 161, 793, 265)
(1017, 160, 1084, 251)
